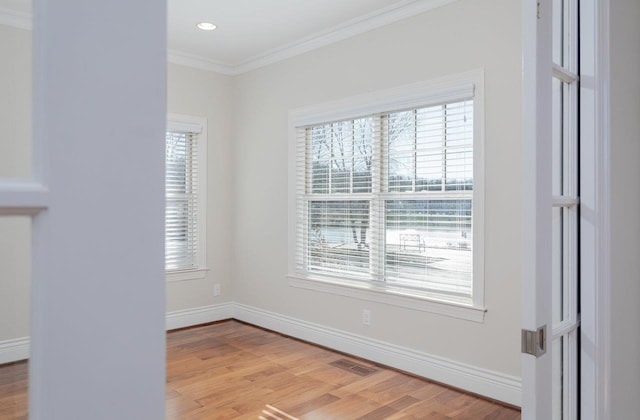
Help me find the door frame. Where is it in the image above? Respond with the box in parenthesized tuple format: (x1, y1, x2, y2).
(520, 0, 611, 418)
(521, 0, 554, 417)
(578, 0, 611, 418)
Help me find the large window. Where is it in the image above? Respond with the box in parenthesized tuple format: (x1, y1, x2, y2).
(166, 115, 207, 280)
(289, 73, 484, 315)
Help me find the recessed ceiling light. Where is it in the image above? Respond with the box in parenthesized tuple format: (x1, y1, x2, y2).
(197, 22, 217, 31)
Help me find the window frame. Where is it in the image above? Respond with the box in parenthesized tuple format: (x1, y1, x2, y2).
(287, 71, 485, 322)
(166, 113, 208, 282)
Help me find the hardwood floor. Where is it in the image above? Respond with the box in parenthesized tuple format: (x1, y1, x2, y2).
(0, 320, 520, 419)
(0, 361, 27, 420)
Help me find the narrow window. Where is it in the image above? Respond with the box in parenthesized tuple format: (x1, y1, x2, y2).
(165, 115, 207, 279)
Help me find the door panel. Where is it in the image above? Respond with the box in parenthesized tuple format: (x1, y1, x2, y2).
(521, 0, 554, 416)
(522, 1, 580, 418)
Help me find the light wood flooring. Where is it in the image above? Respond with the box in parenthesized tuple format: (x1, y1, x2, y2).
(0, 320, 520, 419)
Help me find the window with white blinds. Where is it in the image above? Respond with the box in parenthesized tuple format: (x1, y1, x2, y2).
(291, 78, 482, 308)
(165, 116, 206, 275)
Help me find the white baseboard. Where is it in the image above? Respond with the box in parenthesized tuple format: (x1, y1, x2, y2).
(233, 303, 522, 407)
(0, 302, 234, 365)
(166, 302, 234, 330)
(0, 301, 522, 407)
(0, 336, 29, 365)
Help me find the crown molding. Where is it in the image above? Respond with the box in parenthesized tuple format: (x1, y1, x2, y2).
(0, 6, 31, 30)
(233, 0, 458, 74)
(166, 49, 236, 75)
(168, 0, 459, 75)
(1, 0, 459, 75)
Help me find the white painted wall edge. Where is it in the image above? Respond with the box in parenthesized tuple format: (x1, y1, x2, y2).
(1, 301, 521, 407)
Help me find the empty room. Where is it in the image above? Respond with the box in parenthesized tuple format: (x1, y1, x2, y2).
(0, 0, 638, 418)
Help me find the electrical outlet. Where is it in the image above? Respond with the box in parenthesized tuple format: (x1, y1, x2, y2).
(362, 309, 371, 326)
(213, 284, 221, 296)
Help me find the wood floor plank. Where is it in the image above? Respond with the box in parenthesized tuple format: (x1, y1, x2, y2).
(0, 320, 521, 419)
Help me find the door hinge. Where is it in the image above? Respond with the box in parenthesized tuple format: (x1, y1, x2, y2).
(537, 2, 541, 19)
(521, 325, 547, 357)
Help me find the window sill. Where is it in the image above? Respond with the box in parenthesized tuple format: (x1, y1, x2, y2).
(287, 274, 486, 323)
(166, 268, 208, 283)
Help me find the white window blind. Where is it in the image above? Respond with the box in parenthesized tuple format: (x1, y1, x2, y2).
(165, 129, 199, 271)
(294, 99, 475, 304)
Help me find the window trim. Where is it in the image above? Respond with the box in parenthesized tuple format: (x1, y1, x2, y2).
(288, 70, 485, 320)
(166, 113, 208, 282)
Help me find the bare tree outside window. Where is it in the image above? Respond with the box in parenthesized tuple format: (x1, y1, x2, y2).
(300, 100, 474, 298)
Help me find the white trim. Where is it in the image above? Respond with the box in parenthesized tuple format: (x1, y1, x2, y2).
(165, 303, 234, 331)
(166, 119, 203, 135)
(288, 70, 485, 313)
(288, 275, 486, 322)
(0, 6, 31, 30)
(2, 301, 519, 405)
(0, 180, 49, 215)
(471, 72, 486, 309)
(233, 0, 459, 75)
(520, 0, 554, 417)
(289, 73, 478, 127)
(593, 1, 611, 414)
(0, 336, 29, 364)
(0, 304, 235, 364)
(2, 1, 461, 76)
(166, 268, 208, 283)
(167, 113, 206, 133)
(551, 195, 579, 207)
(579, 0, 611, 418)
(233, 303, 520, 406)
(552, 64, 579, 84)
(167, 49, 236, 75)
(166, 113, 208, 273)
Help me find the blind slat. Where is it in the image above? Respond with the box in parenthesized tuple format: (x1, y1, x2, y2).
(165, 130, 199, 271)
(295, 100, 474, 303)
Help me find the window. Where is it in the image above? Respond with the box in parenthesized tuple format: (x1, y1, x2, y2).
(166, 115, 207, 281)
(289, 72, 484, 318)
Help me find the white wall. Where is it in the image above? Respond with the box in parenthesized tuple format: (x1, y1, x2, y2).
(0, 25, 235, 346)
(166, 63, 234, 312)
(609, 0, 640, 416)
(0, 24, 31, 343)
(3, 0, 636, 413)
(231, 0, 522, 378)
(0, 24, 30, 179)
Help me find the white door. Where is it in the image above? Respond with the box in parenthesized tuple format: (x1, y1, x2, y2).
(522, 1, 580, 419)
(0, 1, 168, 418)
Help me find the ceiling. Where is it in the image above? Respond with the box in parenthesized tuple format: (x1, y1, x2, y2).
(0, 0, 453, 74)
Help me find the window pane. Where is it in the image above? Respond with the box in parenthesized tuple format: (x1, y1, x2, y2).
(444, 102, 473, 191)
(165, 198, 196, 270)
(352, 118, 373, 193)
(298, 93, 478, 306)
(385, 199, 472, 299)
(552, 77, 564, 196)
(165, 131, 198, 271)
(308, 200, 370, 277)
(552, 335, 564, 420)
(552, 206, 564, 324)
(386, 101, 473, 193)
(388, 110, 416, 192)
(310, 124, 330, 194)
(388, 152, 414, 192)
(309, 118, 373, 194)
